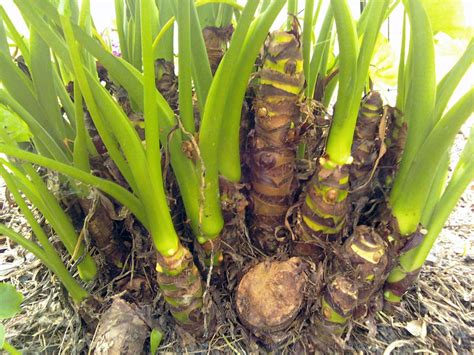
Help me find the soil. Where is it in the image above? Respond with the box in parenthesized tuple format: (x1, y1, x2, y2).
(0, 129, 472, 354)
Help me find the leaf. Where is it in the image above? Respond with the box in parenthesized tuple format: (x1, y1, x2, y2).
(405, 318, 427, 339)
(421, 0, 473, 39)
(0, 105, 31, 143)
(0, 283, 23, 320)
(369, 34, 397, 87)
(149, 328, 163, 354)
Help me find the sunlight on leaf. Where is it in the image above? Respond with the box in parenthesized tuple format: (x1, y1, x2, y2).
(421, 0, 473, 39)
(370, 34, 397, 87)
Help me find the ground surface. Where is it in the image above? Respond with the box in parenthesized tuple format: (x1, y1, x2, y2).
(0, 131, 472, 354)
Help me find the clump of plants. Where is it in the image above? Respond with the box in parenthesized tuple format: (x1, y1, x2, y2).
(0, 0, 472, 352)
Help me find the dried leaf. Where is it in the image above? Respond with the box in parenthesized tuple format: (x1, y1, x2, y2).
(405, 318, 427, 339)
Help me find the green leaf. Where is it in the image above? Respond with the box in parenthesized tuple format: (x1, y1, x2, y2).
(0, 12, 9, 55)
(0, 283, 23, 320)
(174, 0, 195, 132)
(150, 328, 163, 354)
(29, 29, 68, 142)
(421, 0, 473, 39)
(0, 105, 31, 143)
(369, 34, 397, 87)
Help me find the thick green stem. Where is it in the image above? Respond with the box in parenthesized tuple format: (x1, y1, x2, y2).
(390, 0, 436, 203)
(197, 1, 261, 241)
(390, 88, 474, 235)
(420, 151, 449, 226)
(301, 1, 388, 239)
(385, 126, 474, 305)
(326, 0, 388, 164)
(324, 0, 358, 164)
(141, 0, 180, 255)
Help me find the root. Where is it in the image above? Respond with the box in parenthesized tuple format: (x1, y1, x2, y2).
(90, 298, 149, 354)
(235, 257, 307, 343)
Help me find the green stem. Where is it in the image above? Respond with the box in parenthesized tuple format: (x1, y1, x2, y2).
(324, 0, 358, 164)
(287, 0, 297, 30)
(154, 0, 174, 60)
(0, 161, 97, 281)
(0, 5, 30, 63)
(197, 0, 261, 240)
(0, 225, 89, 304)
(385, 125, 474, 302)
(175, 0, 195, 133)
(72, 81, 90, 172)
(326, 0, 388, 164)
(0, 145, 147, 226)
(302, 0, 315, 98)
(390, 88, 474, 235)
(141, 0, 180, 255)
(420, 151, 449, 226)
(29, 29, 68, 143)
(307, 7, 333, 99)
(322, 70, 338, 107)
(390, 0, 436, 203)
(395, 12, 406, 110)
(189, 0, 213, 110)
(2, 340, 21, 355)
(433, 39, 474, 124)
(115, 0, 127, 58)
(69, 23, 205, 239)
(217, 0, 287, 182)
(0, 90, 70, 163)
(260, 0, 271, 12)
